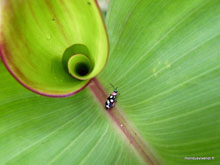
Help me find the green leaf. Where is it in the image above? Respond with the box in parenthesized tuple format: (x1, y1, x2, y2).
(0, 0, 108, 96)
(99, 0, 220, 164)
(1, 0, 220, 164)
(0, 64, 143, 164)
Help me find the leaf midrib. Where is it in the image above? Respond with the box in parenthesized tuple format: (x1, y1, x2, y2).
(88, 78, 159, 165)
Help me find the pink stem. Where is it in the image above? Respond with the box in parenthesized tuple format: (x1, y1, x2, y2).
(89, 78, 159, 164)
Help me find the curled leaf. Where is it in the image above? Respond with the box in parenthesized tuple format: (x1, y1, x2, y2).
(0, 0, 108, 97)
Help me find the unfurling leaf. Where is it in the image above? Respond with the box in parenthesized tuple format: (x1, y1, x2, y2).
(0, 0, 108, 96)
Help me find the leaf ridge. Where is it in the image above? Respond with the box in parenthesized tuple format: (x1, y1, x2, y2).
(121, 31, 220, 95)
(79, 126, 109, 164)
(114, 1, 209, 84)
(4, 105, 92, 164)
(48, 114, 100, 164)
(127, 64, 220, 107)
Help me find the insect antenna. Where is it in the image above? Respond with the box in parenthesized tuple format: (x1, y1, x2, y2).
(110, 83, 117, 90)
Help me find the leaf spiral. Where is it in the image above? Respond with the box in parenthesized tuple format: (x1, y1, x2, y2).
(0, 0, 108, 97)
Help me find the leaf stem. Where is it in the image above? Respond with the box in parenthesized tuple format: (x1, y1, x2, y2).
(89, 78, 159, 164)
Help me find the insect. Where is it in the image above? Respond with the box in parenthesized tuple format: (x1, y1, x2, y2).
(105, 84, 119, 110)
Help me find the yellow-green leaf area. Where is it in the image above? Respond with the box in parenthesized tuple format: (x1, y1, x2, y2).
(0, 0, 108, 96)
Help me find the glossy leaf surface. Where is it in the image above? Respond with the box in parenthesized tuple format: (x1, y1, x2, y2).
(1, 0, 220, 164)
(0, 64, 143, 164)
(99, 0, 220, 164)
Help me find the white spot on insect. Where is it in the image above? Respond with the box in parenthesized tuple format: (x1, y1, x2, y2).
(107, 100, 110, 104)
(110, 95, 113, 98)
(110, 99, 114, 103)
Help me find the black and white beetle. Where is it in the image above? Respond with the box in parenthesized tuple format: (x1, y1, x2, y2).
(105, 84, 119, 110)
